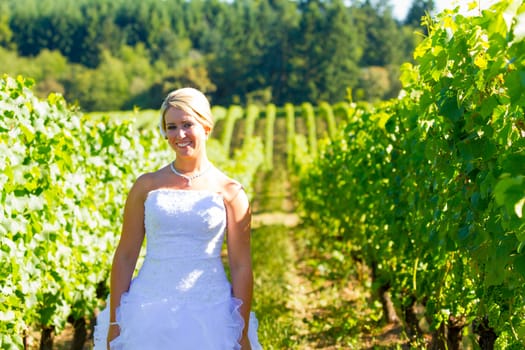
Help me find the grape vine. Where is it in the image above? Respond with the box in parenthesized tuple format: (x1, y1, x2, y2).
(298, 1, 525, 348)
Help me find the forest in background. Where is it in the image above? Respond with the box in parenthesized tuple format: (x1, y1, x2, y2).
(0, 0, 435, 111)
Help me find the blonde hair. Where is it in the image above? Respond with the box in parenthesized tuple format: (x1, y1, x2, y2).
(159, 87, 214, 138)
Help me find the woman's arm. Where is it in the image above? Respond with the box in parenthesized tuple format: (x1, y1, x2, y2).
(107, 176, 148, 347)
(224, 183, 253, 350)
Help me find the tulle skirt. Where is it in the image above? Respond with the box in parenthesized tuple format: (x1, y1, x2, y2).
(93, 292, 262, 350)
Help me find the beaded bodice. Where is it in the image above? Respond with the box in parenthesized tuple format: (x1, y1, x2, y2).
(144, 189, 226, 259)
(126, 189, 231, 303)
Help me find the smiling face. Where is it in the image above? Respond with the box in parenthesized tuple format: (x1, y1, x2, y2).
(159, 87, 214, 140)
(164, 107, 209, 160)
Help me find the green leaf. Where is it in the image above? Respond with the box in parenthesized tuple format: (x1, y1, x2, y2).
(19, 123, 35, 143)
(438, 95, 463, 122)
(515, 198, 525, 219)
(502, 154, 525, 176)
(505, 70, 525, 104)
(494, 176, 524, 207)
(513, 253, 525, 279)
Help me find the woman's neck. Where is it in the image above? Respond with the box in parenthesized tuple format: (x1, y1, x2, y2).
(173, 157, 210, 173)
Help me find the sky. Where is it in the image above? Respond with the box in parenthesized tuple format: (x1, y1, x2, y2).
(391, 0, 499, 21)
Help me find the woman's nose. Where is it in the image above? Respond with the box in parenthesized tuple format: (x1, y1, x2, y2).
(175, 127, 186, 138)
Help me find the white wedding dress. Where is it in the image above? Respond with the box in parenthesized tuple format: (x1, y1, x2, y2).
(94, 189, 262, 350)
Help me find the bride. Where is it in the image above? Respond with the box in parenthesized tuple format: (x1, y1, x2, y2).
(94, 87, 262, 350)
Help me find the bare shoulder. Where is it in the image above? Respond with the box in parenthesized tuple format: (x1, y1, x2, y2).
(214, 170, 248, 205)
(128, 171, 159, 201)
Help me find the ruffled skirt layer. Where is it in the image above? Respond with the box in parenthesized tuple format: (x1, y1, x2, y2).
(94, 292, 261, 350)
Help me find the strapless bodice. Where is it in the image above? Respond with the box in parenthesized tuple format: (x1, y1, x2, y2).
(144, 189, 227, 260)
(127, 189, 230, 303)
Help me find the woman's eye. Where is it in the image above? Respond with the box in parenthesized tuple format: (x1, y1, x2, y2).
(184, 123, 193, 128)
(167, 125, 176, 130)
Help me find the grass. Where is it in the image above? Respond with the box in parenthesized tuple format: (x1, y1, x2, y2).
(251, 224, 302, 349)
(250, 221, 410, 350)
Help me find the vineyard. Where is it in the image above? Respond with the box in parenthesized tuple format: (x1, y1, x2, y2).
(1, 1, 525, 349)
(296, 2, 525, 348)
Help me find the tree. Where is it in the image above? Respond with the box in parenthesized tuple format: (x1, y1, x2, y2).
(355, 65, 390, 101)
(63, 50, 129, 111)
(126, 50, 215, 110)
(76, 1, 123, 68)
(205, 0, 271, 105)
(353, 0, 405, 67)
(257, 0, 301, 104)
(0, 3, 15, 50)
(2, 0, 426, 109)
(288, 0, 361, 103)
(404, 0, 435, 29)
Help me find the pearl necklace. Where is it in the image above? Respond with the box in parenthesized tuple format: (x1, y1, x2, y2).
(169, 162, 212, 187)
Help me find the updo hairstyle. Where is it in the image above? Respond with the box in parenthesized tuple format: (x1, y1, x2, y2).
(159, 87, 214, 139)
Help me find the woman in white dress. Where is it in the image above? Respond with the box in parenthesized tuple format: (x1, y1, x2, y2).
(94, 87, 261, 350)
